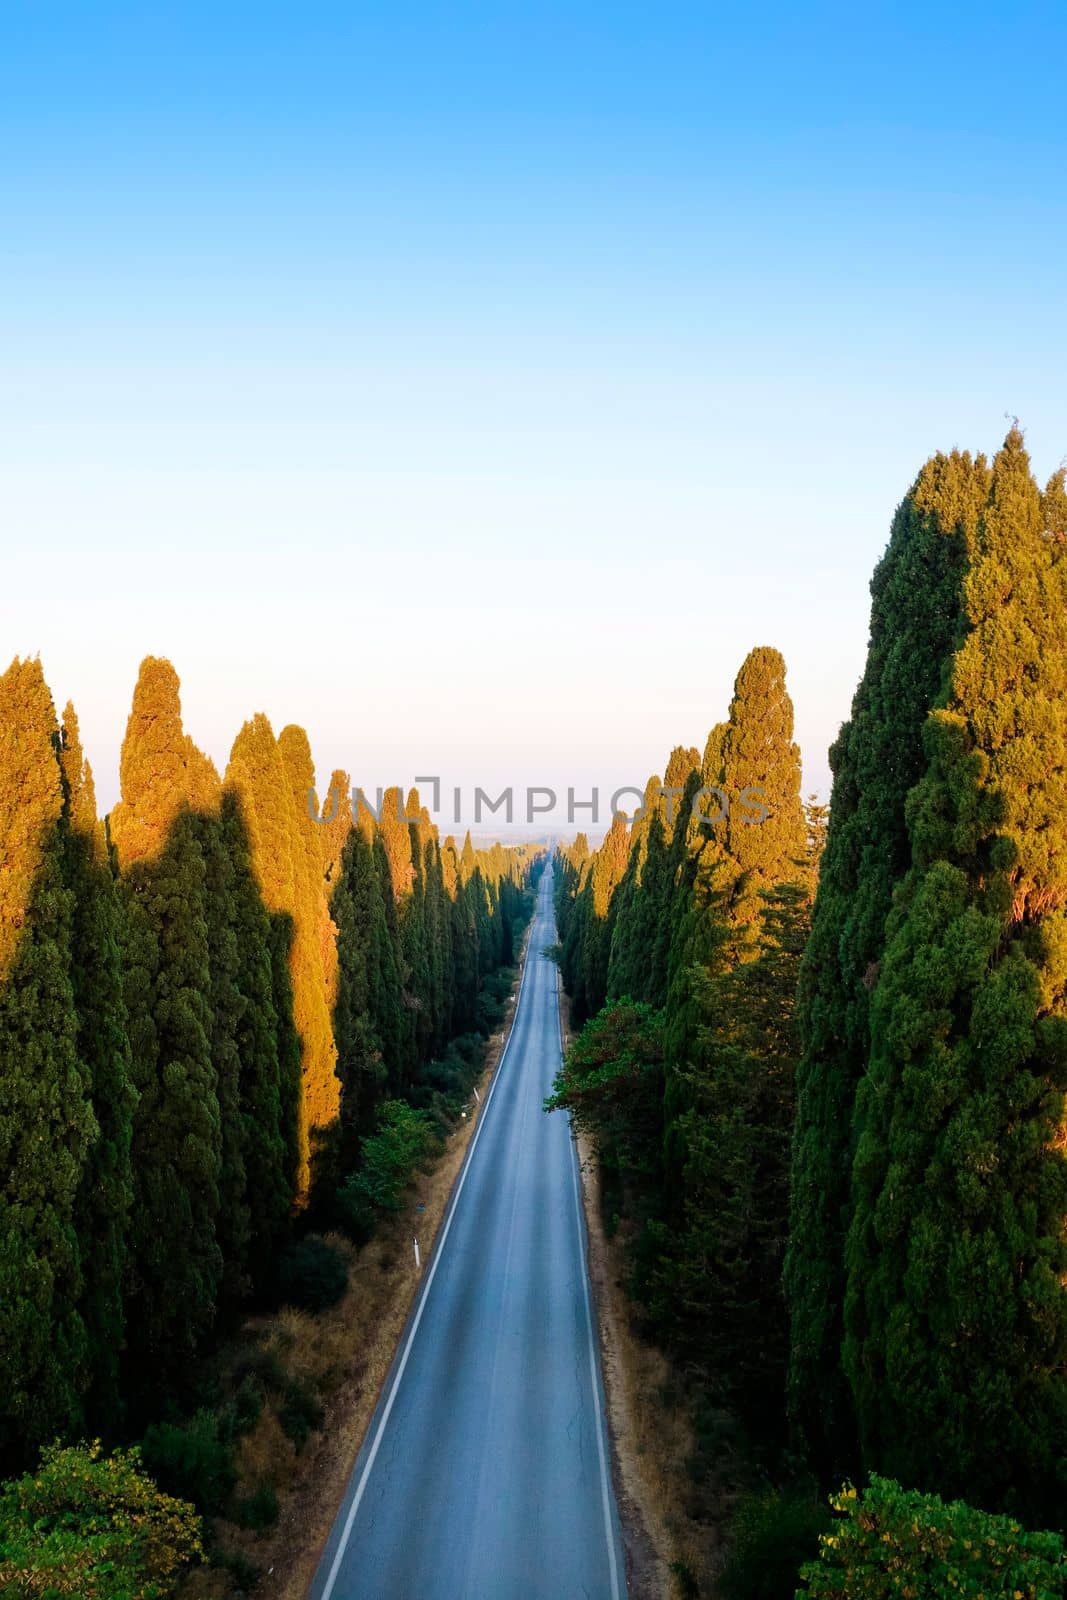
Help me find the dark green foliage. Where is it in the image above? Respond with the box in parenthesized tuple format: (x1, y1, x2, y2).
(277, 1378, 325, 1448)
(842, 432, 1067, 1524)
(653, 884, 811, 1449)
(59, 705, 136, 1438)
(333, 825, 391, 1152)
(798, 1477, 1067, 1600)
(0, 660, 95, 1465)
(141, 1409, 237, 1515)
(219, 792, 293, 1294)
(232, 1483, 279, 1530)
(719, 1482, 830, 1600)
(786, 449, 990, 1475)
(276, 1237, 349, 1312)
(120, 809, 224, 1404)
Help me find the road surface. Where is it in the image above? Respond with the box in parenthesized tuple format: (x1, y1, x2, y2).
(309, 864, 627, 1600)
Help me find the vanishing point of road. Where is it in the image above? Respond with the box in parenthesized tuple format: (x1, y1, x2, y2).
(309, 864, 628, 1600)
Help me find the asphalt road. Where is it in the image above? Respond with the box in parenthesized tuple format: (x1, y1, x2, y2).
(309, 865, 627, 1600)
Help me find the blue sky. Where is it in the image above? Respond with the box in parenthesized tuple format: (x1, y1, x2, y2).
(3, 2, 1065, 826)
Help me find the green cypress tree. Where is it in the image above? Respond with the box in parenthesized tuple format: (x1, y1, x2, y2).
(786, 449, 990, 1475)
(0, 660, 94, 1463)
(58, 703, 136, 1433)
(110, 658, 223, 1402)
(277, 725, 340, 1187)
(843, 429, 1067, 1525)
(225, 715, 302, 1197)
(219, 789, 292, 1287)
(333, 823, 389, 1155)
(652, 882, 811, 1449)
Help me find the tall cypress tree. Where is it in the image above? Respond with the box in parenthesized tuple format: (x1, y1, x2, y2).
(219, 788, 293, 1287)
(843, 430, 1067, 1525)
(277, 725, 340, 1183)
(110, 658, 223, 1402)
(225, 715, 302, 1196)
(0, 660, 94, 1463)
(786, 449, 990, 1475)
(333, 823, 390, 1155)
(58, 703, 135, 1432)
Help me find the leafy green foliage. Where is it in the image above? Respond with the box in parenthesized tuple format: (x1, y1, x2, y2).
(718, 1482, 830, 1600)
(140, 1409, 236, 1515)
(0, 1439, 202, 1598)
(799, 1477, 1067, 1600)
(336, 1101, 437, 1239)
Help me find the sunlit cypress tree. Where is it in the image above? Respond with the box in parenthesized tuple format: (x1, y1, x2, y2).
(110, 658, 223, 1398)
(786, 449, 990, 1475)
(844, 430, 1067, 1525)
(277, 725, 340, 1179)
(225, 714, 302, 1196)
(58, 702, 135, 1431)
(0, 660, 94, 1462)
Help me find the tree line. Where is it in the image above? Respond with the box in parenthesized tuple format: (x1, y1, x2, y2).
(550, 426, 1067, 1578)
(0, 653, 538, 1474)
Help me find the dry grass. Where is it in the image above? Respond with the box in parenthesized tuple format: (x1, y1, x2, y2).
(180, 928, 532, 1600)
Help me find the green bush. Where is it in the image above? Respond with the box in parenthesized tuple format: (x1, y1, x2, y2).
(798, 1476, 1067, 1600)
(278, 1377, 325, 1448)
(232, 1484, 279, 1531)
(0, 1439, 202, 1598)
(336, 1100, 437, 1238)
(276, 1236, 349, 1311)
(141, 1408, 237, 1515)
(719, 1482, 830, 1600)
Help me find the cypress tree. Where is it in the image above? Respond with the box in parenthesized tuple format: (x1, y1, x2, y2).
(333, 822, 390, 1153)
(653, 882, 811, 1448)
(110, 658, 223, 1400)
(277, 725, 340, 1179)
(58, 703, 136, 1431)
(843, 430, 1067, 1525)
(786, 449, 990, 1475)
(219, 788, 292, 1287)
(0, 660, 94, 1462)
(223, 713, 300, 1203)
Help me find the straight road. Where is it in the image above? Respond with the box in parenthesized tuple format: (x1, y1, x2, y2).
(309, 865, 627, 1600)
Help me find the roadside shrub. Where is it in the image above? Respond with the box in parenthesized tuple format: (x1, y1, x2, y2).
(141, 1409, 236, 1515)
(719, 1481, 830, 1600)
(231, 1344, 287, 1396)
(0, 1439, 202, 1598)
(231, 1484, 279, 1531)
(276, 1236, 349, 1311)
(278, 1377, 325, 1448)
(229, 1375, 264, 1436)
(798, 1477, 1067, 1600)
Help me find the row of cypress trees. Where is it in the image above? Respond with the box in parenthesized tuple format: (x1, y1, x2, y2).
(0, 654, 534, 1473)
(553, 644, 822, 1454)
(553, 426, 1067, 1534)
(789, 427, 1067, 1527)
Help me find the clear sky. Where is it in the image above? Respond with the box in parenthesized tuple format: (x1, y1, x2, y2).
(3, 2, 1065, 829)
